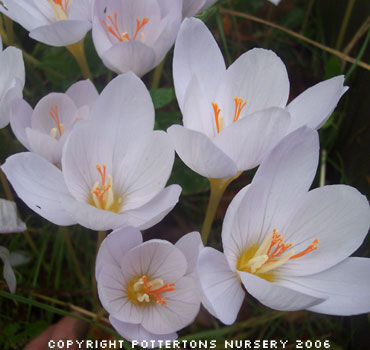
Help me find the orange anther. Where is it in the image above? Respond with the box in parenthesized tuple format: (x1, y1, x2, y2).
(133, 18, 149, 40)
(233, 97, 247, 122)
(142, 276, 176, 306)
(92, 164, 112, 209)
(49, 104, 63, 137)
(52, 0, 70, 15)
(290, 239, 319, 260)
(212, 102, 221, 133)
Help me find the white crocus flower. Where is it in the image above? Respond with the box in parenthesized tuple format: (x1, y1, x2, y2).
(92, 0, 182, 76)
(198, 127, 370, 324)
(0, 0, 94, 46)
(168, 18, 347, 180)
(96, 226, 202, 346)
(10, 80, 98, 165)
(1, 72, 181, 231)
(182, 0, 217, 18)
(0, 35, 25, 129)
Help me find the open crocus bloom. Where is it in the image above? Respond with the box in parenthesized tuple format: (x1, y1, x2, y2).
(198, 127, 370, 324)
(10, 80, 98, 165)
(2, 72, 181, 231)
(182, 0, 217, 18)
(168, 18, 348, 179)
(92, 0, 182, 76)
(0, 0, 93, 46)
(0, 36, 25, 129)
(96, 226, 202, 346)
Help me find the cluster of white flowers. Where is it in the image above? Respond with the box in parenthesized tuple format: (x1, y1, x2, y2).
(0, 0, 369, 346)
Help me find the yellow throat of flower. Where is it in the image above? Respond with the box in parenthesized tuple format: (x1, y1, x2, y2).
(127, 275, 176, 307)
(48, 0, 71, 20)
(237, 229, 319, 282)
(89, 164, 122, 213)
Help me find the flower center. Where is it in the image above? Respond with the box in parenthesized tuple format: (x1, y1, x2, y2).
(212, 97, 246, 133)
(48, 0, 70, 20)
(49, 105, 65, 139)
(237, 229, 318, 282)
(102, 12, 149, 43)
(89, 164, 122, 213)
(127, 275, 176, 306)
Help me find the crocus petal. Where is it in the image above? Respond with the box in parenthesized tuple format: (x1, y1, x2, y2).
(0, 79, 23, 128)
(0, 199, 26, 234)
(97, 264, 143, 324)
(26, 128, 61, 164)
(65, 79, 99, 109)
(222, 128, 319, 267)
(90, 71, 154, 132)
(173, 17, 225, 111)
(215, 48, 289, 125)
(120, 240, 187, 283)
(95, 226, 143, 279)
(29, 20, 91, 47)
(141, 276, 200, 335)
(278, 258, 370, 316)
(0, 46, 25, 87)
(1, 152, 76, 226)
(10, 98, 32, 150)
(175, 231, 203, 275)
(101, 41, 156, 76)
(286, 76, 348, 132)
(239, 271, 324, 311)
(198, 247, 245, 325)
(277, 185, 370, 276)
(167, 125, 238, 179)
(109, 316, 177, 346)
(214, 107, 290, 171)
(0, 246, 16, 293)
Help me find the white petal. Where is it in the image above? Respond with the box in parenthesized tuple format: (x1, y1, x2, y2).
(278, 185, 370, 276)
(29, 20, 91, 47)
(278, 258, 370, 315)
(215, 48, 289, 125)
(141, 276, 200, 334)
(26, 128, 61, 164)
(109, 316, 177, 346)
(214, 107, 290, 171)
(95, 226, 143, 279)
(173, 17, 225, 111)
(90, 71, 154, 132)
(101, 41, 156, 77)
(119, 240, 187, 283)
(222, 128, 319, 267)
(1, 152, 76, 226)
(167, 125, 238, 179)
(175, 231, 203, 275)
(10, 98, 32, 150)
(286, 76, 348, 132)
(65, 79, 99, 109)
(0, 79, 24, 128)
(239, 271, 324, 311)
(0, 199, 26, 234)
(198, 247, 245, 325)
(0, 246, 16, 293)
(97, 264, 142, 324)
(0, 46, 25, 88)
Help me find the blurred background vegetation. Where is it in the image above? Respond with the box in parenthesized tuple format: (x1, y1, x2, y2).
(0, 0, 369, 349)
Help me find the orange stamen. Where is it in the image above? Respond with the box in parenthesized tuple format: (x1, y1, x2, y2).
(233, 97, 247, 122)
(49, 105, 63, 137)
(212, 102, 221, 133)
(102, 13, 149, 42)
(53, 0, 70, 15)
(290, 239, 319, 260)
(92, 164, 112, 209)
(142, 276, 176, 306)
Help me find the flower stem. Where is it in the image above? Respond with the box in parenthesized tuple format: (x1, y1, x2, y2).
(201, 173, 241, 245)
(66, 39, 92, 80)
(61, 227, 87, 286)
(150, 57, 165, 90)
(336, 0, 356, 50)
